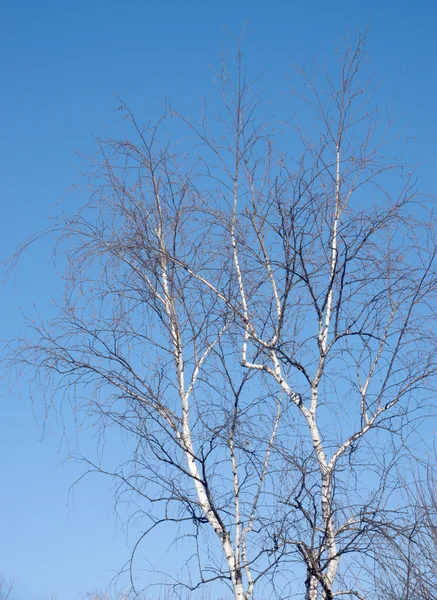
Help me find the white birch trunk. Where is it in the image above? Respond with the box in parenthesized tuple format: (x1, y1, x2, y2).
(306, 574, 318, 600)
(156, 219, 246, 600)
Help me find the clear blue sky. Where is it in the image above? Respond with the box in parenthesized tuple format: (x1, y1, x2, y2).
(1, 1, 436, 599)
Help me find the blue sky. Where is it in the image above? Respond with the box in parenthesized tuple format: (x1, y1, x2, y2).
(1, 1, 436, 599)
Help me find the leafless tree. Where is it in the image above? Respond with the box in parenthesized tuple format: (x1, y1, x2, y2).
(9, 31, 437, 600)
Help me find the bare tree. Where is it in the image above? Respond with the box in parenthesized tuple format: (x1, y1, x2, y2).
(10, 60, 288, 600)
(9, 31, 437, 600)
(212, 35, 437, 599)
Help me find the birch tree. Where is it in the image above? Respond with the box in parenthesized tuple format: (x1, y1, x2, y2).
(11, 88, 288, 600)
(10, 31, 437, 600)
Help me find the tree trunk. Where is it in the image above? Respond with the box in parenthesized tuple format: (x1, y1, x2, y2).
(305, 571, 318, 600)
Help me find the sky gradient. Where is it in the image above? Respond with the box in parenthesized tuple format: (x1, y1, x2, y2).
(1, 1, 437, 599)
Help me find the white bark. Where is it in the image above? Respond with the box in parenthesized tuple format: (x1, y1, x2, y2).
(156, 212, 247, 600)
